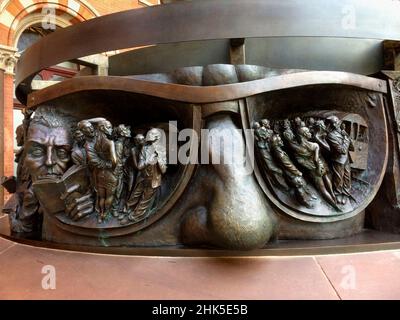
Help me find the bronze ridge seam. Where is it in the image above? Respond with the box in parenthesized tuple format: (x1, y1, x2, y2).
(27, 71, 387, 108)
(1, 233, 400, 257)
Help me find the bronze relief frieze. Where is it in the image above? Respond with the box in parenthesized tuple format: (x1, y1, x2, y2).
(242, 85, 387, 239)
(1, 66, 389, 249)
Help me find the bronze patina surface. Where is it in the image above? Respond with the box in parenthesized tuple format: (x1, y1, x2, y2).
(3, 1, 400, 250)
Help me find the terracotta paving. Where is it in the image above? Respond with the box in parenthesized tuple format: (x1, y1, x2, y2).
(0, 243, 339, 300)
(0, 215, 9, 236)
(0, 238, 399, 299)
(316, 251, 400, 300)
(0, 236, 14, 255)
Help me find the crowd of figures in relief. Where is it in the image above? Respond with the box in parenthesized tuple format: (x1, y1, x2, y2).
(1, 107, 167, 233)
(73, 118, 167, 224)
(253, 113, 369, 211)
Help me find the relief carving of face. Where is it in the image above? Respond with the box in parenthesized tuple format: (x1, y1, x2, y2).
(327, 115, 341, 129)
(115, 124, 131, 138)
(73, 129, 85, 144)
(24, 108, 74, 182)
(260, 119, 270, 129)
(299, 127, 312, 139)
(146, 128, 161, 142)
(134, 134, 145, 146)
(78, 121, 95, 138)
(99, 120, 113, 137)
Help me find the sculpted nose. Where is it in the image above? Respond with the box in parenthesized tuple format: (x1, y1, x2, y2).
(45, 145, 54, 167)
(181, 113, 277, 250)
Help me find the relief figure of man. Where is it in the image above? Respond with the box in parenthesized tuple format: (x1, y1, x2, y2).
(5, 107, 95, 233)
(122, 128, 167, 224)
(86, 120, 117, 223)
(326, 116, 354, 205)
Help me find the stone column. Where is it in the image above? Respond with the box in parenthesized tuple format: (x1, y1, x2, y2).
(0, 45, 19, 208)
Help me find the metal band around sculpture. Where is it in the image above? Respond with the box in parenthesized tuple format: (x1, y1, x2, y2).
(26, 72, 387, 108)
(15, 0, 400, 103)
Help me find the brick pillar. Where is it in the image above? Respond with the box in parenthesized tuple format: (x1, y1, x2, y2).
(0, 69, 4, 208)
(3, 72, 15, 181)
(0, 45, 18, 208)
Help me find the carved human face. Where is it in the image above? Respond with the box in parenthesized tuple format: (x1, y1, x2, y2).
(273, 135, 283, 147)
(261, 119, 270, 129)
(24, 123, 72, 181)
(99, 120, 113, 136)
(283, 119, 291, 129)
(300, 127, 312, 139)
(293, 176, 305, 187)
(329, 116, 341, 129)
(134, 134, 145, 146)
(74, 129, 85, 144)
(285, 130, 294, 140)
(79, 121, 95, 138)
(146, 128, 160, 142)
(117, 124, 131, 138)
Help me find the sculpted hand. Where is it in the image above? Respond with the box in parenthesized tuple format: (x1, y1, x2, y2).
(61, 184, 95, 221)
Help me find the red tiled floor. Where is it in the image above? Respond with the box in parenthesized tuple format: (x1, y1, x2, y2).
(0, 215, 10, 236)
(0, 244, 338, 300)
(316, 250, 400, 300)
(0, 216, 14, 254)
(0, 236, 14, 254)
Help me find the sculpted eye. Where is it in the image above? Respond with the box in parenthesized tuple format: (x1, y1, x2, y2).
(57, 148, 69, 159)
(29, 147, 44, 157)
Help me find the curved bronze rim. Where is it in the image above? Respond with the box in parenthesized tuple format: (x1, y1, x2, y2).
(1, 233, 400, 257)
(27, 71, 387, 108)
(15, 0, 400, 103)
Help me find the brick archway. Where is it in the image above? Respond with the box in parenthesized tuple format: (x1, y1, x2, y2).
(0, 0, 99, 46)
